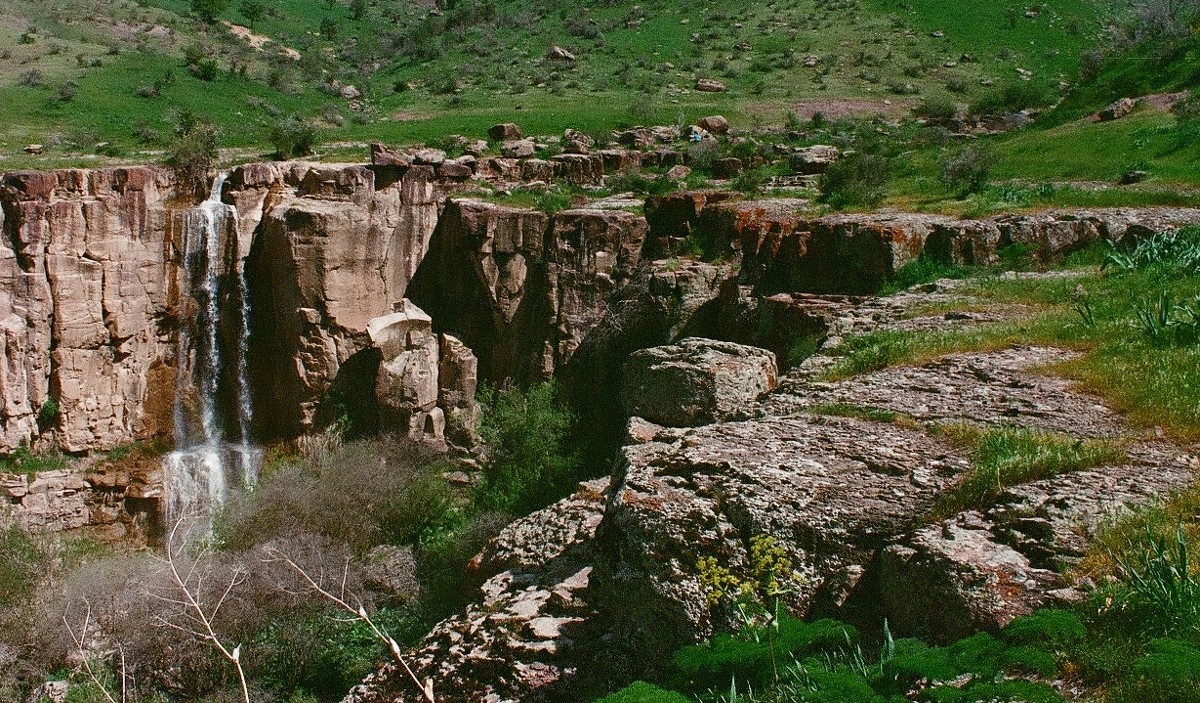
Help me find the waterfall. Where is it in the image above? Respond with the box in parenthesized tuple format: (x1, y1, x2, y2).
(164, 174, 261, 525)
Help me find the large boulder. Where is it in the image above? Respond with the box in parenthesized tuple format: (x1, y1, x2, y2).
(622, 338, 778, 427)
(488, 123, 524, 141)
(369, 300, 443, 440)
(789, 144, 840, 174)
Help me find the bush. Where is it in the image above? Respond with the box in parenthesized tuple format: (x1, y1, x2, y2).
(268, 116, 319, 158)
(939, 145, 996, 196)
(731, 167, 768, 196)
(818, 153, 890, 209)
(167, 112, 218, 197)
(191, 0, 231, 22)
(216, 438, 454, 553)
(969, 80, 1057, 116)
(0, 524, 42, 605)
(914, 95, 958, 123)
(476, 381, 577, 515)
(596, 682, 692, 703)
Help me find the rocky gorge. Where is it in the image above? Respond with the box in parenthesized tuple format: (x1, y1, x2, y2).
(3, 153, 1200, 702)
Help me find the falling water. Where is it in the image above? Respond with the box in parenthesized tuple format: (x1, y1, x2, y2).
(164, 173, 261, 524)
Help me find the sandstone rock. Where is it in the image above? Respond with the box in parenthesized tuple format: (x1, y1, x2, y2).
(713, 157, 744, 179)
(438, 334, 480, 445)
(437, 158, 473, 180)
(370, 300, 442, 439)
(622, 338, 778, 426)
(502, 139, 537, 159)
(695, 77, 726, 92)
(369, 142, 414, 167)
(411, 148, 446, 166)
(462, 139, 489, 156)
(665, 165, 692, 180)
(1098, 97, 1136, 121)
(520, 158, 554, 182)
(23, 144, 44, 155)
(550, 154, 603, 185)
(546, 45, 576, 62)
(696, 115, 730, 134)
(488, 123, 525, 141)
(789, 144, 840, 174)
(340, 84, 361, 99)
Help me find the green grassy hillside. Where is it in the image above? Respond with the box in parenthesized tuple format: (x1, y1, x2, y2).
(0, 0, 1125, 162)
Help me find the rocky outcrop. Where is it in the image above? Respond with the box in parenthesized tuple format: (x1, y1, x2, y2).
(621, 338, 777, 426)
(407, 200, 648, 385)
(2, 456, 160, 538)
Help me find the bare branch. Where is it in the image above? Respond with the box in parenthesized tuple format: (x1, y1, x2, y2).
(62, 600, 122, 703)
(264, 546, 436, 702)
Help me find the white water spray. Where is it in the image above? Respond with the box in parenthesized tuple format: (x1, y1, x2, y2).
(164, 174, 260, 524)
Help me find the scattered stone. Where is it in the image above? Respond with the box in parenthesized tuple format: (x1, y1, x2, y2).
(23, 144, 44, 155)
(789, 144, 840, 174)
(695, 77, 727, 92)
(803, 54, 820, 67)
(502, 139, 536, 158)
(1098, 97, 1137, 121)
(411, 148, 447, 166)
(340, 84, 361, 99)
(713, 157, 744, 179)
(665, 165, 692, 180)
(463, 139, 489, 156)
(1120, 169, 1148, 185)
(488, 122, 524, 141)
(696, 115, 730, 134)
(546, 45, 577, 62)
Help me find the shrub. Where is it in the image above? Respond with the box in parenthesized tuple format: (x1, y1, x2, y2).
(1103, 226, 1200, 275)
(18, 69, 43, 87)
(1123, 638, 1200, 703)
(36, 398, 59, 431)
(731, 167, 768, 196)
(1112, 525, 1200, 637)
(0, 524, 43, 605)
(969, 80, 1057, 116)
(1003, 610, 1087, 650)
(939, 145, 996, 196)
(476, 381, 577, 515)
(190, 58, 219, 81)
(596, 682, 691, 703)
(191, 0, 232, 22)
(216, 438, 454, 553)
(914, 95, 958, 122)
(166, 112, 219, 197)
(818, 153, 890, 209)
(268, 116, 319, 158)
(685, 140, 721, 173)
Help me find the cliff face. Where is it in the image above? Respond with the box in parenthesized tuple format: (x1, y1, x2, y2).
(5, 162, 1200, 458)
(0, 168, 179, 455)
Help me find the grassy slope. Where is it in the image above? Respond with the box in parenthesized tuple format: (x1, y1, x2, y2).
(0, 0, 1121, 159)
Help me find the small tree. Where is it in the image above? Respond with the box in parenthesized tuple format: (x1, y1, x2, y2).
(191, 0, 232, 23)
(167, 112, 219, 198)
(239, 0, 265, 29)
(349, 0, 369, 20)
(268, 116, 319, 158)
(939, 145, 996, 197)
(818, 153, 890, 209)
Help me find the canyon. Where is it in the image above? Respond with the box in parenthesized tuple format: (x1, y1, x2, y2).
(4, 156, 1200, 701)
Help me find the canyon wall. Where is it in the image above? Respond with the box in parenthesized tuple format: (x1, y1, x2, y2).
(4, 161, 1200, 462)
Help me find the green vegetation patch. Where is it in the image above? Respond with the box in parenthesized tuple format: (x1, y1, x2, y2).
(931, 423, 1125, 517)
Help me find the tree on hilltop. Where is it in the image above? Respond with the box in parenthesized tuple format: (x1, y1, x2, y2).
(191, 0, 232, 23)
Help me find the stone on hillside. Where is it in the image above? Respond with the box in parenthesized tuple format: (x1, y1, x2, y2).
(696, 78, 726, 92)
(713, 157, 744, 179)
(622, 338, 778, 427)
(411, 148, 446, 166)
(789, 144, 840, 174)
(696, 115, 730, 134)
(340, 84, 361, 99)
(438, 157, 474, 180)
(563, 128, 594, 154)
(23, 144, 44, 155)
(488, 122, 524, 141)
(370, 140, 411, 166)
(520, 158, 554, 182)
(665, 165, 692, 180)
(463, 139, 489, 156)
(546, 45, 577, 62)
(502, 138, 536, 158)
(1099, 97, 1137, 121)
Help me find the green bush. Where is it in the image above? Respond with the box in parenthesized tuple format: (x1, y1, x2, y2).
(1104, 226, 1200, 275)
(1121, 638, 1200, 703)
(1003, 609, 1087, 650)
(595, 681, 692, 703)
(881, 257, 973, 295)
(914, 95, 958, 123)
(818, 153, 890, 209)
(476, 381, 577, 515)
(969, 80, 1058, 116)
(269, 116, 319, 159)
(0, 523, 42, 605)
(939, 146, 996, 197)
(166, 112, 218, 197)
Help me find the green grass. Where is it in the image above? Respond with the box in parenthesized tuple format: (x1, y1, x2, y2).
(823, 256, 1200, 442)
(931, 423, 1125, 517)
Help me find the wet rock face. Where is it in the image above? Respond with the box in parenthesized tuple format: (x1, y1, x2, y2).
(621, 338, 778, 427)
